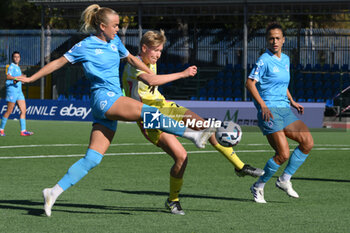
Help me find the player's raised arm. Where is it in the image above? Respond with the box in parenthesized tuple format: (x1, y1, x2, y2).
(124, 53, 154, 75)
(138, 65, 197, 86)
(17, 56, 69, 84)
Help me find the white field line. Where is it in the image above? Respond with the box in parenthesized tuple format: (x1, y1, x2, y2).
(1, 147, 350, 160)
(1, 143, 350, 149)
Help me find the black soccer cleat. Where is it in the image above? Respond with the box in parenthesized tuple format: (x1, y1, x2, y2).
(235, 164, 265, 178)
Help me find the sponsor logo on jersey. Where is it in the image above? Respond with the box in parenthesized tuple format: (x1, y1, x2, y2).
(95, 49, 104, 55)
(273, 66, 280, 73)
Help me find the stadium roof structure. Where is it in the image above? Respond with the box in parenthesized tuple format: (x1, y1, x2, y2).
(28, 0, 350, 17)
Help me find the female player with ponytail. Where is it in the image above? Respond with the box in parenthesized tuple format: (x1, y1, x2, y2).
(18, 4, 213, 217)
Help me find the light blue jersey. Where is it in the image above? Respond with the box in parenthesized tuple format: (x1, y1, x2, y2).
(6, 63, 24, 102)
(249, 49, 290, 108)
(64, 35, 130, 131)
(6, 63, 22, 89)
(249, 49, 298, 135)
(64, 35, 129, 93)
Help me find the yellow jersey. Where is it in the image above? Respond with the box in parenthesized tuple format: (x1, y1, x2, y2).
(122, 60, 166, 108)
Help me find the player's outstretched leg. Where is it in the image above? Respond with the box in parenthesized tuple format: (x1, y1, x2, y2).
(42, 149, 103, 216)
(42, 184, 64, 217)
(235, 164, 265, 177)
(212, 141, 264, 177)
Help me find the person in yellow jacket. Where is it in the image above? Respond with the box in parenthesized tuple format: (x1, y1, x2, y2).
(122, 30, 264, 215)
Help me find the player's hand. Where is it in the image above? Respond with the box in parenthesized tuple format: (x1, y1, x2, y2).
(183, 66, 197, 78)
(16, 75, 31, 84)
(291, 101, 304, 115)
(261, 105, 273, 122)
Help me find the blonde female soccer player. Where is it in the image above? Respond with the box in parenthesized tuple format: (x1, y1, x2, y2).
(0, 51, 33, 136)
(18, 4, 213, 217)
(122, 30, 264, 215)
(246, 22, 314, 203)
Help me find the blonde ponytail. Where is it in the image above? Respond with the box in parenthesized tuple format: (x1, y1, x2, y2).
(80, 4, 117, 34)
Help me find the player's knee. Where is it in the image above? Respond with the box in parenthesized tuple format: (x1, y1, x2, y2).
(174, 152, 188, 168)
(176, 152, 188, 164)
(275, 151, 290, 164)
(300, 134, 314, 153)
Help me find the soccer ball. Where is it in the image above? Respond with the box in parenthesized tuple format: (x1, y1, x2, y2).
(215, 121, 242, 147)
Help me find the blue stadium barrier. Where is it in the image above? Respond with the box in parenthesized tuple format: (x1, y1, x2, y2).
(304, 64, 312, 71)
(314, 64, 321, 70)
(341, 64, 349, 71)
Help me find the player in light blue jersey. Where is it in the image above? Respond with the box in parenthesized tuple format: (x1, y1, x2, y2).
(18, 4, 214, 217)
(246, 22, 314, 203)
(0, 51, 33, 136)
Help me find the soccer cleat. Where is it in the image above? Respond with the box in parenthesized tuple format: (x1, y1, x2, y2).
(194, 127, 216, 149)
(275, 178, 299, 198)
(0, 129, 5, 136)
(250, 184, 267, 203)
(235, 164, 265, 178)
(20, 130, 34, 136)
(165, 199, 185, 215)
(43, 188, 55, 217)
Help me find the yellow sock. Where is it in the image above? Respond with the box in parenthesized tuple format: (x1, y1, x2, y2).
(169, 175, 183, 202)
(213, 143, 245, 170)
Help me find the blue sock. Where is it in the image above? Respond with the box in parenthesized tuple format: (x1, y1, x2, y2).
(284, 147, 309, 176)
(141, 104, 186, 137)
(58, 149, 103, 191)
(259, 157, 280, 183)
(0, 117, 8, 130)
(20, 118, 26, 131)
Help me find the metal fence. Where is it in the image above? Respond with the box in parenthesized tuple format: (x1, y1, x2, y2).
(1, 28, 350, 68)
(1, 28, 350, 100)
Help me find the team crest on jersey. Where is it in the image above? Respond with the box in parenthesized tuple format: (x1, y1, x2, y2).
(95, 49, 104, 55)
(100, 100, 107, 110)
(273, 66, 280, 73)
(107, 92, 115, 97)
(110, 44, 117, 51)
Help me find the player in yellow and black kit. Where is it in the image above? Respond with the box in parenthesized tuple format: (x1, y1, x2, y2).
(122, 30, 264, 215)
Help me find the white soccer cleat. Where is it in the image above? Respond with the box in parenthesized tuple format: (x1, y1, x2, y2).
(43, 188, 55, 217)
(275, 178, 299, 198)
(250, 185, 267, 204)
(194, 127, 216, 149)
